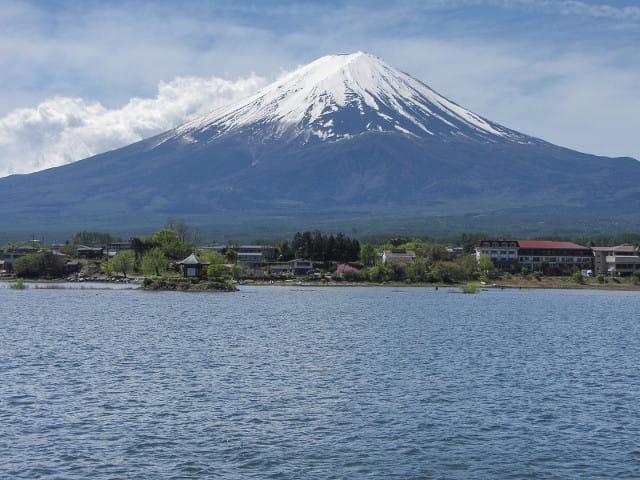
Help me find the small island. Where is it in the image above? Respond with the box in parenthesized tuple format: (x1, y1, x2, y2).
(142, 276, 237, 292)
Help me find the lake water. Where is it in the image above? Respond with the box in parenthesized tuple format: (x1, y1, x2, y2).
(1, 284, 640, 479)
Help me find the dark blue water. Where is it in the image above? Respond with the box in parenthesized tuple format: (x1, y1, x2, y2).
(2, 285, 640, 479)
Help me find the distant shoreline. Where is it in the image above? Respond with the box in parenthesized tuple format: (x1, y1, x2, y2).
(2, 277, 639, 292)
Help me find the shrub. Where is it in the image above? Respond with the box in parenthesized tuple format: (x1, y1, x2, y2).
(460, 283, 478, 294)
(367, 264, 390, 282)
(9, 278, 27, 289)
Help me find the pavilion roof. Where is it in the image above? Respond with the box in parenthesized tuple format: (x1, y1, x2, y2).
(176, 253, 210, 265)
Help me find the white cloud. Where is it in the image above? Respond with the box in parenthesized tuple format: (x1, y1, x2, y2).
(371, 37, 640, 160)
(0, 74, 266, 177)
(553, 1, 640, 20)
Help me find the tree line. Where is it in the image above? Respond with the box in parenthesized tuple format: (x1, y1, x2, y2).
(278, 230, 360, 263)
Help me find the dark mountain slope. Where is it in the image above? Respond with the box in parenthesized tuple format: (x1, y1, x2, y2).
(0, 52, 638, 239)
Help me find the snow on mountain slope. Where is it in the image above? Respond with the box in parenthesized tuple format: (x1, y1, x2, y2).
(166, 52, 527, 146)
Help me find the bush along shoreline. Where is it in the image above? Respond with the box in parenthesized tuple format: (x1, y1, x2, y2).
(142, 276, 237, 292)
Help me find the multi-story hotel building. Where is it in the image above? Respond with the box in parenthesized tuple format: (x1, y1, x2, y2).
(476, 240, 593, 274)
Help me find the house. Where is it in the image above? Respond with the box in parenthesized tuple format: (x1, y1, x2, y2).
(199, 244, 276, 263)
(77, 245, 105, 259)
(106, 241, 132, 258)
(268, 264, 293, 277)
(237, 252, 264, 268)
(288, 259, 313, 276)
(0, 245, 39, 272)
(381, 249, 417, 265)
(592, 244, 640, 276)
(176, 253, 210, 279)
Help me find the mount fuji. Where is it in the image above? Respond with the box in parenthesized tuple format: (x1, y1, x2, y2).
(1, 52, 639, 239)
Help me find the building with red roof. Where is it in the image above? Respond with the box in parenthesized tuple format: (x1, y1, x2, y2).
(476, 239, 593, 274)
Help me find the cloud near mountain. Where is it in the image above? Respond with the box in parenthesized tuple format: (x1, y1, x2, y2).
(0, 74, 267, 177)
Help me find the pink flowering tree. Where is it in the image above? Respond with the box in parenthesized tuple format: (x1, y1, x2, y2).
(336, 263, 362, 281)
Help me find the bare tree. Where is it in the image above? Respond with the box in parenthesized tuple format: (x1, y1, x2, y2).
(175, 220, 189, 243)
(164, 217, 175, 230)
(191, 227, 202, 246)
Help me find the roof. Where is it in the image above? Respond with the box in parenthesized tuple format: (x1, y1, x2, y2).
(476, 239, 516, 246)
(517, 240, 588, 250)
(176, 253, 210, 265)
(384, 250, 416, 257)
(592, 243, 637, 253)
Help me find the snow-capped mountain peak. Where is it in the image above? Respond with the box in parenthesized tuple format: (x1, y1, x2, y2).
(170, 52, 522, 145)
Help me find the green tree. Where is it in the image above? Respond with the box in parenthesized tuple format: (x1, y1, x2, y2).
(14, 252, 66, 279)
(230, 264, 242, 280)
(152, 229, 192, 260)
(409, 257, 429, 282)
(478, 253, 494, 276)
(200, 251, 225, 265)
(368, 264, 392, 282)
(71, 231, 116, 245)
(455, 255, 477, 280)
(225, 249, 238, 264)
(56, 243, 78, 257)
(360, 243, 378, 267)
(140, 248, 168, 276)
(101, 258, 112, 276)
(420, 244, 450, 266)
(207, 263, 226, 279)
(131, 236, 156, 258)
(109, 250, 136, 277)
(1, 242, 16, 251)
(153, 229, 181, 246)
(429, 261, 465, 284)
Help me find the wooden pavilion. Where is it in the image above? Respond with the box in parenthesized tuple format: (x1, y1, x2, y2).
(176, 253, 210, 279)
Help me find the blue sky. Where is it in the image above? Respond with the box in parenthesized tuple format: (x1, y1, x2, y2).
(1, 0, 639, 176)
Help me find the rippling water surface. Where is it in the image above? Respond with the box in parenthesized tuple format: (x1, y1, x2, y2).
(2, 285, 640, 479)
